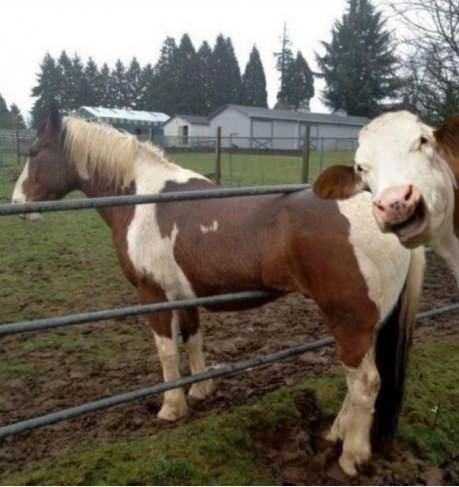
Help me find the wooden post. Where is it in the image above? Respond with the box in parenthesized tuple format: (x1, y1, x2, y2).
(15, 119, 20, 165)
(215, 127, 222, 185)
(301, 125, 310, 183)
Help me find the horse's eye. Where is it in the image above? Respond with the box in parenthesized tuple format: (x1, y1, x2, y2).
(29, 148, 38, 158)
(420, 136, 428, 145)
(356, 164, 364, 173)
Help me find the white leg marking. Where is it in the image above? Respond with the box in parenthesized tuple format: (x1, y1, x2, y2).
(326, 392, 350, 443)
(154, 312, 188, 421)
(12, 159, 30, 204)
(186, 329, 215, 400)
(338, 348, 380, 476)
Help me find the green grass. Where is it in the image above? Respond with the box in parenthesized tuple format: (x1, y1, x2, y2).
(2, 338, 459, 485)
(169, 149, 353, 186)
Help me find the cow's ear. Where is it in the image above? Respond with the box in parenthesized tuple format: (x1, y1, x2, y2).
(434, 115, 459, 157)
(313, 165, 365, 199)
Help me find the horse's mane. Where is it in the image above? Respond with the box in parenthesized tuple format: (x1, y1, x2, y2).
(63, 117, 172, 188)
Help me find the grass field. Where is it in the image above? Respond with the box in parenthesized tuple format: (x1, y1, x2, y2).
(3, 339, 459, 485)
(1, 156, 459, 483)
(168, 149, 354, 186)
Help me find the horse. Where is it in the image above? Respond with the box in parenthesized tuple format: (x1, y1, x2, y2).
(314, 110, 459, 287)
(12, 107, 425, 476)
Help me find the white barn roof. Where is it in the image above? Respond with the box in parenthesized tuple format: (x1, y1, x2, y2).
(210, 105, 369, 126)
(80, 106, 169, 124)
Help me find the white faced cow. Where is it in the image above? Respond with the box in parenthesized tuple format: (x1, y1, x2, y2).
(314, 111, 459, 285)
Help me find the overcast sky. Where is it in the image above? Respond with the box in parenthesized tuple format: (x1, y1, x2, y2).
(1, 0, 360, 120)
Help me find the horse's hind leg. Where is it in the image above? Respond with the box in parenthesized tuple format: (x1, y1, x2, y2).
(139, 285, 188, 421)
(178, 308, 215, 400)
(329, 325, 380, 476)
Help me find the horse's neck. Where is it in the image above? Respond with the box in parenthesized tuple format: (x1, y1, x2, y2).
(76, 164, 136, 229)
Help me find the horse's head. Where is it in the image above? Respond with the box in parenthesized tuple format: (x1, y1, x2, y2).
(12, 106, 77, 211)
(314, 111, 457, 249)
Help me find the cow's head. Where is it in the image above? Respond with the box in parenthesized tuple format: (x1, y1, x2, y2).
(314, 111, 458, 249)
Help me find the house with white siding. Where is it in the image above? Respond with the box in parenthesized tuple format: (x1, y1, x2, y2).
(208, 105, 369, 150)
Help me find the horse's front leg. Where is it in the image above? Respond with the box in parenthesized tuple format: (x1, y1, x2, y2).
(139, 285, 188, 421)
(178, 308, 216, 401)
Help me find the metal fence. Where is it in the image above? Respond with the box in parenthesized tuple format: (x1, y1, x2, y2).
(0, 128, 357, 186)
(1, 184, 459, 441)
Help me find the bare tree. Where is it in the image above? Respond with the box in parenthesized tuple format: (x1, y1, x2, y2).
(389, 0, 459, 122)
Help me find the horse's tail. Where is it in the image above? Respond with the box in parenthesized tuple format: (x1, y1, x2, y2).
(372, 246, 425, 449)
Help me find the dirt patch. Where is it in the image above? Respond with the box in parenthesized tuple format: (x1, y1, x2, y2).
(1, 252, 459, 479)
(252, 390, 448, 486)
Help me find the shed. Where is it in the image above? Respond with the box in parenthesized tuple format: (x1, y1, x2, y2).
(163, 114, 211, 145)
(208, 105, 369, 150)
(78, 106, 170, 137)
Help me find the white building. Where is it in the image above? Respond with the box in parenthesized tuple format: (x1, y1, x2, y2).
(208, 105, 369, 150)
(161, 105, 368, 151)
(162, 114, 211, 146)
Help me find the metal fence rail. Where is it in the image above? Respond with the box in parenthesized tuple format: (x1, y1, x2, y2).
(0, 290, 277, 337)
(1, 302, 458, 440)
(2, 183, 459, 443)
(1, 184, 309, 216)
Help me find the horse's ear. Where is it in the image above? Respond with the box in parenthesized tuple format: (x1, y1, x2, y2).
(434, 115, 459, 157)
(42, 102, 61, 139)
(313, 164, 365, 200)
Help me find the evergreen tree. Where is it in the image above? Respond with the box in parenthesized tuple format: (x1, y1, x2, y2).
(31, 53, 62, 128)
(126, 57, 142, 108)
(69, 54, 86, 109)
(284, 52, 314, 110)
(209, 35, 241, 111)
(316, 0, 401, 117)
(150, 37, 179, 114)
(97, 63, 113, 107)
(241, 46, 267, 107)
(109, 59, 129, 108)
(137, 63, 155, 110)
(10, 103, 26, 129)
(196, 41, 214, 114)
(175, 34, 201, 114)
(0, 94, 12, 129)
(274, 23, 294, 107)
(57, 51, 72, 107)
(82, 57, 100, 106)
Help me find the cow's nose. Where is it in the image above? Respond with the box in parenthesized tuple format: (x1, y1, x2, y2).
(373, 185, 420, 227)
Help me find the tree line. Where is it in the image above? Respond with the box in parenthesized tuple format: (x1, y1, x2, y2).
(26, 34, 314, 128)
(1, 0, 456, 129)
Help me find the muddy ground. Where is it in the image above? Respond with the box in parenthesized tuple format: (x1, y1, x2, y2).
(1, 252, 459, 484)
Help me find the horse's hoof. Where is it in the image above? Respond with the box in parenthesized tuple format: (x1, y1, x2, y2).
(157, 401, 188, 421)
(188, 379, 216, 401)
(338, 451, 358, 477)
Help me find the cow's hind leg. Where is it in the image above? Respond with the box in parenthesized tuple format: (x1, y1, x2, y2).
(139, 284, 188, 421)
(178, 308, 215, 400)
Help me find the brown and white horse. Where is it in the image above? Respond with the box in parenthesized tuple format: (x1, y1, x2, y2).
(314, 111, 459, 286)
(12, 107, 425, 476)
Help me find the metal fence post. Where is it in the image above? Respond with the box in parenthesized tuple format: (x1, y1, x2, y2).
(300, 125, 310, 183)
(15, 122, 20, 165)
(215, 127, 222, 185)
